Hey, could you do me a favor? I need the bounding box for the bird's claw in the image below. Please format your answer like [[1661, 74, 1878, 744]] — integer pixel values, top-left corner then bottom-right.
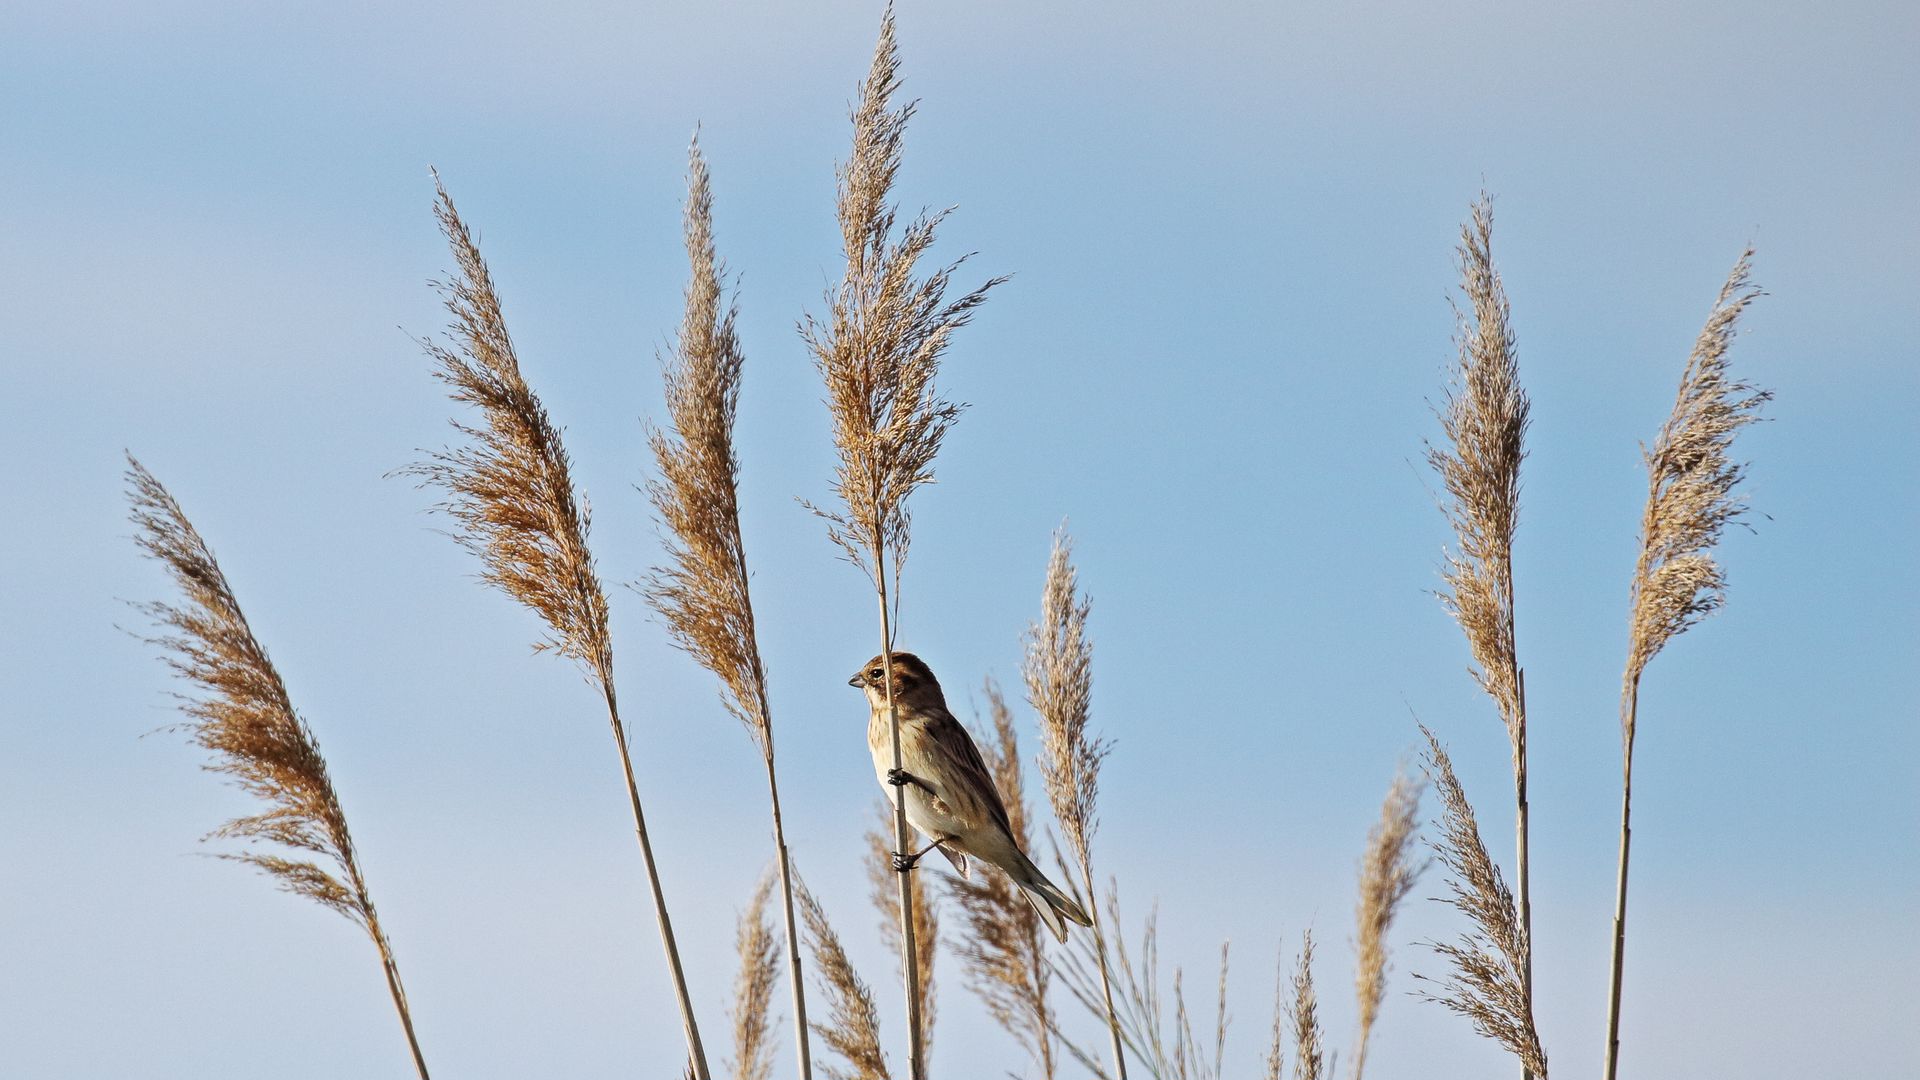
[[891, 851, 920, 872], [886, 768, 914, 787]]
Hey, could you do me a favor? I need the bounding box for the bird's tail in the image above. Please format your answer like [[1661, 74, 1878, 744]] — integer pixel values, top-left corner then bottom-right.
[[1011, 849, 1093, 944]]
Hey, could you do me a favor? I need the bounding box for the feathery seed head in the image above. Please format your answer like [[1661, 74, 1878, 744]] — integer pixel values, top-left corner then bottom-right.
[[406, 175, 613, 682], [1416, 727, 1548, 1076], [643, 139, 775, 753], [1429, 195, 1530, 743], [126, 456, 377, 932], [1624, 252, 1769, 717], [803, 10, 1003, 596], [1027, 528, 1106, 871]]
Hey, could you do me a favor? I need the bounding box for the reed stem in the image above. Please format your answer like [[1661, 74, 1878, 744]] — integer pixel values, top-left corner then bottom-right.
[[1603, 680, 1639, 1080], [871, 538, 926, 1080], [762, 749, 815, 1080], [604, 678, 711, 1080], [367, 908, 431, 1080], [1080, 866, 1130, 1080]]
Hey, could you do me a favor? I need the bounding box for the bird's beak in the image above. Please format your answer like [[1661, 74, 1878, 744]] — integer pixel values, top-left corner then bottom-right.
[[848, 673, 865, 688]]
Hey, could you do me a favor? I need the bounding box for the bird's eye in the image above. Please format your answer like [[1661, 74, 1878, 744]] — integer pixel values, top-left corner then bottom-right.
[[868, 668, 883, 680]]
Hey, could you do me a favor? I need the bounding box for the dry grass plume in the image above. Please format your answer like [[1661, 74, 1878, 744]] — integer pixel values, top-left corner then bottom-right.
[[804, 14, 1001, 1076], [1417, 728, 1548, 1077], [1426, 198, 1537, 1050], [730, 873, 784, 1080], [1350, 769, 1423, 1080], [1025, 528, 1127, 1079], [1287, 933, 1325, 1080], [1605, 251, 1768, 1079], [645, 138, 813, 1080], [126, 456, 430, 1079], [798, 879, 892, 1080], [407, 175, 710, 1079]]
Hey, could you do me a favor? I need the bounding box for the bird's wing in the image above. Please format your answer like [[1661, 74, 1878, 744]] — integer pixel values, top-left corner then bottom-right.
[[919, 706, 1016, 839]]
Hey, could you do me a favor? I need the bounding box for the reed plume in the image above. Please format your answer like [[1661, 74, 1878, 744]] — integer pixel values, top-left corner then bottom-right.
[[730, 873, 784, 1080], [1287, 932, 1325, 1080], [1426, 198, 1536, 1071], [1350, 769, 1423, 1080], [1262, 951, 1285, 1080], [1604, 251, 1768, 1080], [797, 879, 892, 1080], [406, 175, 709, 1078], [802, 12, 1001, 1076], [644, 137, 812, 1080], [1026, 528, 1127, 1079], [866, 804, 938, 1065], [947, 679, 1057, 1079], [125, 456, 430, 1079], [1417, 727, 1547, 1077]]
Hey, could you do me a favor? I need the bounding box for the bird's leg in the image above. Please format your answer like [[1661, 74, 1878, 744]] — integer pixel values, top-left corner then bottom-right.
[[886, 767, 935, 795], [891, 837, 944, 873]]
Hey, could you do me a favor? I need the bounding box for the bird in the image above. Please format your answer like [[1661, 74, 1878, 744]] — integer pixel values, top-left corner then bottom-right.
[[851, 650, 1093, 943]]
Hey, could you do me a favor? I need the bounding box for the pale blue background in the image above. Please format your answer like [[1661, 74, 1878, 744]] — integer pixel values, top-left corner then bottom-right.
[[3, 2, 1914, 1077]]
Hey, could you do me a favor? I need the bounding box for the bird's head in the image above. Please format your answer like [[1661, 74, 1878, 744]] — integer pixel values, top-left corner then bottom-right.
[[849, 651, 944, 710]]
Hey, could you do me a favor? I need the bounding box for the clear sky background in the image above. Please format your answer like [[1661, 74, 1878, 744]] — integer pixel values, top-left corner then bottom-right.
[[3, 2, 1915, 1077]]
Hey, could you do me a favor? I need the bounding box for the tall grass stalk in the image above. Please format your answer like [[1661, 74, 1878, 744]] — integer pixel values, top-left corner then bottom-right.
[[644, 137, 812, 1080], [126, 457, 430, 1079], [1427, 196, 1535, 1079], [407, 176, 709, 1078], [1026, 529, 1128, 1080], [1605, 252, 1767, 1079], [802, 12, 1000, 1077]]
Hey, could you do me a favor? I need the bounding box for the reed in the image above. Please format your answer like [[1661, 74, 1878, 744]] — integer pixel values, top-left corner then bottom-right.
[[1350, 769, 1423, 1080], [643, 136, 812, 1080], [1604, 252, 1768, 1079], [406, 175, 709, 1078], [797, 878, 892, 1080], [1427, 197, 1536, 1077], [730, 873, 783, 1080], [125, 456, 430, 1079], [1287, 932, 1325, 1080], [1417, 727, 1548, 1077], [1026, 528, 1127, 1079], [947, 679, 1057, 1079], [802, 11, 1001, 1077]]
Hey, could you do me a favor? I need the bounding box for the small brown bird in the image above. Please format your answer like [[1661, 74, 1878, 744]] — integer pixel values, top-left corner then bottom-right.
[[851, 651, 1093, 943]]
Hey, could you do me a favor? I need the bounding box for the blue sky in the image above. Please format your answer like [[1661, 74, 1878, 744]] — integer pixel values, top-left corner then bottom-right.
[[3, 2, 1914, 1077]]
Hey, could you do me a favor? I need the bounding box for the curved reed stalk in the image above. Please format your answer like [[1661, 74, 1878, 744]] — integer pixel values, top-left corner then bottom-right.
[[1417, 727, 1548, 1077], [406, 176, 709, 1079], [644, 137, 812, 1080], [1605, 252, 1768, 1079], [1350, 769, 1423, 1080], [802, 13, 1001, 1077], [948, 679, 1057, 1079], [1427, 197, 1536, 1077], [126, 456, 430, 1079], [1026, 528, 1127, 1079]]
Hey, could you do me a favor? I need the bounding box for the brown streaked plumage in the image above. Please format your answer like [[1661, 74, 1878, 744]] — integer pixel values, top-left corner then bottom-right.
[[850, 652, 1091, 943]]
